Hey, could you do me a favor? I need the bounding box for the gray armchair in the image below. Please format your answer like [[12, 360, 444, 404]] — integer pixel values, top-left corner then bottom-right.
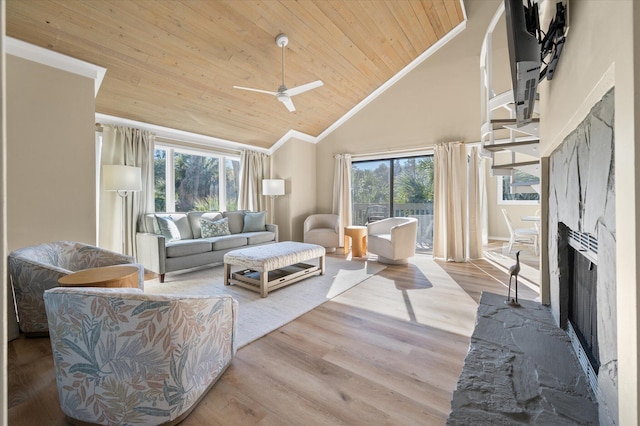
[[8, 241, 142, 335], [367, 217, 418, 264]]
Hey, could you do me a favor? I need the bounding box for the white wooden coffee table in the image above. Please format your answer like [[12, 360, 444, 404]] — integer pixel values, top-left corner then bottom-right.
[[224, 241, 325, 297]]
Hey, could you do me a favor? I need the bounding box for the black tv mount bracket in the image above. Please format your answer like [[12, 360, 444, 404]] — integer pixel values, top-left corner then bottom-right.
[[538, 1, 567, 81]]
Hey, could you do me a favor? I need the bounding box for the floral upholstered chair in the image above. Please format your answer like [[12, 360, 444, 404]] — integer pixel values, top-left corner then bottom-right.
[[44, 287, 237, 426], [8, 241, 142, 335]]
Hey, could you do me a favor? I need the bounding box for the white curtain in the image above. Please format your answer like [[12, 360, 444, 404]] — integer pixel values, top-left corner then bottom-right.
[[433, 143, 486, 261], [433, 142, 468, 262], [238, 150, 269, 212], [467, 147, 483, 259], [99, 125, 155, 257], [332, 153, 352, 246]]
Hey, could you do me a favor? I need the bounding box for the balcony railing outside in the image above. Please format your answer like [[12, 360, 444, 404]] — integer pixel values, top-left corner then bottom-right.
[[353, 202, 434, 253]]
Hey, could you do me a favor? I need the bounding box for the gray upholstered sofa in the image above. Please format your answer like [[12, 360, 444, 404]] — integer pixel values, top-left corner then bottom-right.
[[136, 210, 278, 282]]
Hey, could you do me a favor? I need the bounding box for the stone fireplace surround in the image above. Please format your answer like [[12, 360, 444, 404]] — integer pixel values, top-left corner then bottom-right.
[[548, 88, 616, 425], [448, 89, 615, 424]]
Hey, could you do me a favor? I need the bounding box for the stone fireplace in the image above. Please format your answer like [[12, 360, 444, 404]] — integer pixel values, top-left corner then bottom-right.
[[548, 88, 616, 425]]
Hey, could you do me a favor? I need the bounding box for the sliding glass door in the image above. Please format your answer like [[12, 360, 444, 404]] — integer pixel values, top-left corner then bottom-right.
[[352, 155, 434, 253]]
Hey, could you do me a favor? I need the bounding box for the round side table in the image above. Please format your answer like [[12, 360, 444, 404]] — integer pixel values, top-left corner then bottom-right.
[[58, 265, 140, 288], [344, 225, 367, 257]]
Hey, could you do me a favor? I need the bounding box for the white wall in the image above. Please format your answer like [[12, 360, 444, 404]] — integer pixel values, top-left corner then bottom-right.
[[7, 55, 96, 250], [538, 1, 637, 423]]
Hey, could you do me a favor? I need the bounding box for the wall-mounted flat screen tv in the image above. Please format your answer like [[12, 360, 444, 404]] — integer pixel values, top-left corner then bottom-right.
[[505, 0, 541, 127]]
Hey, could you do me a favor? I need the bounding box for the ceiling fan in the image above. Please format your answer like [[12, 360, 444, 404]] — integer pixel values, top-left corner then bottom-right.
[[233, 33, 323, 112]]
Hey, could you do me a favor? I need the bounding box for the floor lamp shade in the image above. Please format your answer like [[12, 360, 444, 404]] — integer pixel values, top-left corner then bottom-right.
[[103, 165, 142, 193], [262, 179, 285, 197]]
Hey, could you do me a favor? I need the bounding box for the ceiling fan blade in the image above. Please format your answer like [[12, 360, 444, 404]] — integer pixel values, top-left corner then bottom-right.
[[285, 80, 324, 97], [233, 85, 278, 96], [278, 95, 296, 112]]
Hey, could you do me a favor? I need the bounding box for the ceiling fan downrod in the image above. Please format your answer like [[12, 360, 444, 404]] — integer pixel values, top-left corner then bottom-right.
[[276, 33, 288, 90]]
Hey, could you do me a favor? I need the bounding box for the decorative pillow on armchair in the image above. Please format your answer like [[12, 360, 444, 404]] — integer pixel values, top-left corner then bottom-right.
[[242, 211, 266, 232], [201, 217, 231, 237], [155, 215, 182, 241]]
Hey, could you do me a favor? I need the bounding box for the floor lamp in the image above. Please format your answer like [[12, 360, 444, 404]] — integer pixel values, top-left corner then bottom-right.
[[103, 165, 142, 254], [262, 179, 285, 224]]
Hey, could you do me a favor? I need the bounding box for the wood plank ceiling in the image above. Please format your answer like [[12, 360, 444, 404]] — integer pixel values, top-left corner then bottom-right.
[[6, 0, 465, 150]]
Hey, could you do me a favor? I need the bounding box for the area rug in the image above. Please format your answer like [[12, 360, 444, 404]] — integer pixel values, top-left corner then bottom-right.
[[144, 255, 386, 348]]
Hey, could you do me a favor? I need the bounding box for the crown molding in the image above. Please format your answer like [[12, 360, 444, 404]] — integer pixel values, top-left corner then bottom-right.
[[6, 37, 106, 97], [95, 113, 270, 155]]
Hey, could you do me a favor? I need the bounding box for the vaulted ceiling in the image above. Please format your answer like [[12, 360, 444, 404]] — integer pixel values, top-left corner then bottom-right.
[[6, 0, 466, 150]]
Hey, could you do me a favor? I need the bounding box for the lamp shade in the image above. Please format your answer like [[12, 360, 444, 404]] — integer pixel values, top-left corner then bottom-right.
[[262, 179, 285, 196], [103, 165, 142, 192]]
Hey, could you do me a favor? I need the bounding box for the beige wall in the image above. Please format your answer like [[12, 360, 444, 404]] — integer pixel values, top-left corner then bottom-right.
[[1, 1, 8, 421], [7, 55, 96, 250], [271, 138, 317, 242], [538, 1, 637, 423], [316, 0, 506, 213], [314, 0, 537, 241]]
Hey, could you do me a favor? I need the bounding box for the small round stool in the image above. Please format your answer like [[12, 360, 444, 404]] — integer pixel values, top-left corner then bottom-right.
[[344, 225, 367, 257]]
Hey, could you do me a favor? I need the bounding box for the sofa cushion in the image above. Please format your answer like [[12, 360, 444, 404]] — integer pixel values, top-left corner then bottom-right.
[[203, 235, 248, 251], [243, 211, 266, 232], [155, 215, 182, 241], [165, 240, 212, 258], [187, 211, 223, 238], [201, 217, 231, 238], [243, 231, 275, 245], [223, 211, 246, 234], [152, 213, 193, 240]]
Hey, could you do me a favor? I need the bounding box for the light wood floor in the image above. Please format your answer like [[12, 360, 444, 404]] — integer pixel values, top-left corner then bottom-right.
[[8, 244, 539, 425]]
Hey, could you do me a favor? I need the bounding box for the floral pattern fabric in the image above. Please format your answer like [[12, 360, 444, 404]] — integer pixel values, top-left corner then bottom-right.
[[8, 241, 139, 334], [44, 287, 237, 425], [200, 217, 231, 238]]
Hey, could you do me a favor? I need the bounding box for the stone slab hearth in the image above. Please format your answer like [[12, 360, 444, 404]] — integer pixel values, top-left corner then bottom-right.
[[447, 292, 598, 425]]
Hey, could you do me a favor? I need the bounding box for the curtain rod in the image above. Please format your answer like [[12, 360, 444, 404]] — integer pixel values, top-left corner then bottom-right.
[[351, 146, 433, 160], [350, 141, 481, 160], [155, 136, 242, 156]]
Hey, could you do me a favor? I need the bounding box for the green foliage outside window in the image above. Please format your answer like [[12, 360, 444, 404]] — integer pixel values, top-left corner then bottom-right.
[[154, 149, 166, 212], [393, 157, 434, 204], [154, 148, 240, 212], [174, 153, 220, 212], [501, 170, 539, 201]]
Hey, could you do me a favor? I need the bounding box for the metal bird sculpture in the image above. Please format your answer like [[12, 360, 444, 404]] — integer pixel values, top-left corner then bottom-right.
[[506, 250, 521, 307]]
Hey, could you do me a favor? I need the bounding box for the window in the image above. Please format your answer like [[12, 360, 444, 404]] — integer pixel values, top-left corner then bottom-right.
[[154, 145, 240, 212], [352, 155, 434, 253], [498, 170, 540, 204]]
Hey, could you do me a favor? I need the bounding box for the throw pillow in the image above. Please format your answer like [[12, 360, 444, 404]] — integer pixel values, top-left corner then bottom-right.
[[201, 217, 231, 238], [155, 215, 182, 241], [242, 211, 266, 233]]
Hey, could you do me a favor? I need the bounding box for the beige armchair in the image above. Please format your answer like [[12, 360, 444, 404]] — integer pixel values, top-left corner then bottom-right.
[[303, 214, 340, 253], [367, 217, 418, 264], [44, 287, 237, 425]]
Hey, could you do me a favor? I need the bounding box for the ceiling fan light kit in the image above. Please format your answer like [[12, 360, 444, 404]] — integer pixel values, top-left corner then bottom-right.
[[233, 33, 323, 112]]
